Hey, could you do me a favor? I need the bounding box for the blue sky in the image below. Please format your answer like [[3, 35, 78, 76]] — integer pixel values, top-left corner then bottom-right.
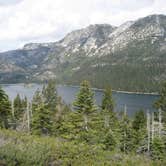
[[0, 0, 165, 52]]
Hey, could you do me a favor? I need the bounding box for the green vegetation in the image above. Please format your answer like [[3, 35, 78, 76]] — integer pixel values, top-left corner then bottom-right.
[[0, 129, 164, 166], [31, 103, 53, 135], [0, 81, 166, 165], [0, 86, 12, 129], [154, 82, 166, 122], [13, 94, 27, 121], [31, 81, 58, 136]]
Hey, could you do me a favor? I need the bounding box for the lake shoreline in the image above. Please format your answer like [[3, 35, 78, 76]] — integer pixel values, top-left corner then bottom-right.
[[1, 83, 159, 96], [59, 84, 159, 96], [2, 83, 159, 116]]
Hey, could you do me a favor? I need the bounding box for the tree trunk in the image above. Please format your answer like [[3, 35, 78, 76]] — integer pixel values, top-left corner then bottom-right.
[[83, 114, 88, 131]]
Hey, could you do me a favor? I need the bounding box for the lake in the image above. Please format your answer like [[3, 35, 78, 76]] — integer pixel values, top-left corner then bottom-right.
[[1, 84, 159, 117]]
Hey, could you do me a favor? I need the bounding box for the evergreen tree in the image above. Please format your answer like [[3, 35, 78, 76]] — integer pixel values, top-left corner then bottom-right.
[[151, 137, 165, 160], [154, 82, 166, 123], [0, 87, 7, 100], [31, 86, 56, 136], [52, 97, 72, 137], [42, 80, 58, 112], [22, 96, 28, 110], [101, 87, 117, 129], [132, 110, 146, 131], [102, 130, 117, 150], [59, 110, 83, 140], [31, 102, 53, 135], [102, 87, 114, 111], [0, 87, 12, 129], [119, 111, 134, 153], [101, 87, 118, 150], [73, 80, 97, 131], [32, 89, 43, 111], [132, 110, 147, 150], [13, 94, 24, 120]]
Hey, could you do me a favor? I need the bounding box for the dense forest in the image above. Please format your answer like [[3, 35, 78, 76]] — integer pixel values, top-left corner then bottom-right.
[[0, 80, 166, 165]]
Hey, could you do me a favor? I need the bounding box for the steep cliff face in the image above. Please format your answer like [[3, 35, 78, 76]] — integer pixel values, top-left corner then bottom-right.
[[0, 14, 166, 92]]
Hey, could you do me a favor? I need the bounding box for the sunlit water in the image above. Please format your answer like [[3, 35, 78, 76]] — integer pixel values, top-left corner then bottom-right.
[[1, 84, 159, 117]]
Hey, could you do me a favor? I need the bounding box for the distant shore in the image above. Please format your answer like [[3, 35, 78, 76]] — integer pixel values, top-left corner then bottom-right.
[[112, 90, 159, 95], [59, 84, 159, 96], [1, 83, 159, 96]]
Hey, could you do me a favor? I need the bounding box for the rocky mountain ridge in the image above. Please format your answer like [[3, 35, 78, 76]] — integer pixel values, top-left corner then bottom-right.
[[0, 14, 166, 92]]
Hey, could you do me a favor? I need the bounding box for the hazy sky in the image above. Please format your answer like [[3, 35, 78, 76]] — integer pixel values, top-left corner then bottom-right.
[[0, 0, 165, 51]]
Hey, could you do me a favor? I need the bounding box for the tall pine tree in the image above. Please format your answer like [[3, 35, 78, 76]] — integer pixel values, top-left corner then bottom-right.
[[13, 94, 26, 121], [31, 103, 53, 135], [102, 87, 114, 111], [101, 87, 117, 129], [119, 111, 134, 153], [132, 110, 147, 151], [42, 80, 58, 112], [0, 87, 12, 129], [154, 82, 166, 123], [31, 81, 57, 136], [101, 87, 118, 150], [73, 80, 97, 131]]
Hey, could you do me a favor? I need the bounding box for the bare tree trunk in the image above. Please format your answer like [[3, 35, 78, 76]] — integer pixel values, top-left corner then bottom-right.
[[124, 104, 127, 116], [27, 101, 30, 132], [83, 114, 88, 131], [104, 115, 109, 128], [158, 108, 162, 138], [147, 110, 151, 153], [151, 112, 154, 141], [21, 112, 27, 131], [123, 130, 126, 152], [123, 105, 127, 153], [11, 100, 14, 117], [29, 102, 33, 118]]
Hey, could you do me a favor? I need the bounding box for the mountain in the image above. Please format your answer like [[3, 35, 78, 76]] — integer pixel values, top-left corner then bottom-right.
[[0, 14, 166, 92]]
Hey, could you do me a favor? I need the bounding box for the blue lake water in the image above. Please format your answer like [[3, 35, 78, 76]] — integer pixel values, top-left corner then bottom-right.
[[1, 84, 159, 117]]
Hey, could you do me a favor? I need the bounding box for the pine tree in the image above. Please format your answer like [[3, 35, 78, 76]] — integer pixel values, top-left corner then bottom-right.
[[42, 80, 58, 112], [103, 130, 117, 150], [132, 110, 147, 150], [31, 103, 53, 136], [151, 137, 165, 160], [31, 87, 55, 136], [154, 82, 166, 123], [13, 94, 24, 120], [0, 87, 12, 129], [52, 97, 72, 137], [101, 87, 118, 150], [119, 111, 134, 153], [0, 87, 6, 100], [132, 110, 146, 131], [22, 96, 28, 110], [102, 87, 114, 111], [32, 89, 43, 111], [101, 87, 117, 129], [58, 110, 83, 140], [73, 80, 97, 131]]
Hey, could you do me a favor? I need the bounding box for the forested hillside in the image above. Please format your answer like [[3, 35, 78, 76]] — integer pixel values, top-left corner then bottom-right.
[[0, 14, 166, 92]]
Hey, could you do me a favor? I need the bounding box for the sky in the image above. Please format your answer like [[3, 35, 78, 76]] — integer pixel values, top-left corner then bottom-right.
[[0, 0, 165, 52]]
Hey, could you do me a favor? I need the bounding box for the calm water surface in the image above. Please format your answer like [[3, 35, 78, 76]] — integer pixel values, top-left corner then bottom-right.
[[1, 84, 159, 117]]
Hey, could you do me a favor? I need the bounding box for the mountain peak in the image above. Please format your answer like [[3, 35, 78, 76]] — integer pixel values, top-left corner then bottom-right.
[[132, 14, 166, 27], [59, 24, 115, 48]]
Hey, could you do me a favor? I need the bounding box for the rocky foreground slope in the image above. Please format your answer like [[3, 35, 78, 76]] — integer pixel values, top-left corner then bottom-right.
[[0, 14, 166, 92]]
